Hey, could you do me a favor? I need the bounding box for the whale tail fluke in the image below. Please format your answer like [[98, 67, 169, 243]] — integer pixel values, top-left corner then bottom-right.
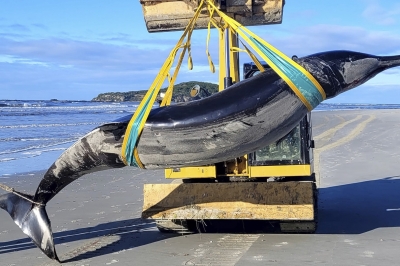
[[0, 192, 59, 261]]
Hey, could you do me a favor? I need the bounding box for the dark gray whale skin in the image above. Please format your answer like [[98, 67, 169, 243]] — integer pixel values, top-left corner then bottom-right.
[[1, 50, 400, 261]]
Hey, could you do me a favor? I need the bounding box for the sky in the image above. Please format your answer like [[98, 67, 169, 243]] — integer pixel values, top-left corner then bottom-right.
[[0, 0, 400, 103]]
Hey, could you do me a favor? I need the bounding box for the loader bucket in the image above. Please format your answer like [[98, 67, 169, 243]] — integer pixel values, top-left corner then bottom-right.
[[139, 0, 285, 32]]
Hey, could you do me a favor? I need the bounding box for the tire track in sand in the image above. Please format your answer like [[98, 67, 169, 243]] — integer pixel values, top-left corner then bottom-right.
[[314, 114, 375, 187], [313, 115, 363, 144]]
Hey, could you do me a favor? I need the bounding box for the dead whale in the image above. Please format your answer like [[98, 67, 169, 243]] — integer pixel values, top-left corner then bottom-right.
[[1, 50, 400, 261]]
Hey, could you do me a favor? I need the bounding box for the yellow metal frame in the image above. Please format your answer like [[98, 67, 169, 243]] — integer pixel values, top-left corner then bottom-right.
[[166, 29, 241, 178], [165, 166, 216, 179], [218, 29, 239, 91], [249, 165, 312, 178], [165, 165, 312, 179]]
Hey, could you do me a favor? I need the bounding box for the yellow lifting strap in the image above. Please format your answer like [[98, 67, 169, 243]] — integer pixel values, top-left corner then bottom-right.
[[121, 0, 206, 167], [206, 0, 326, 110], [121, 0, 326, 168]]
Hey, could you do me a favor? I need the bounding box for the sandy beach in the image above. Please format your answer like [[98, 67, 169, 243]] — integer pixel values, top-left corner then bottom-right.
[[1, 109, 400, 265]]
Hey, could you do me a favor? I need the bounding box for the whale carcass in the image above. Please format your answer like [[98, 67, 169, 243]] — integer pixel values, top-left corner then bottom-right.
[[1, 50, 400, 261]]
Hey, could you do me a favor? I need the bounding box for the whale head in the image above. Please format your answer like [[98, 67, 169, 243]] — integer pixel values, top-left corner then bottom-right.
[[299, 50, 400, 99]]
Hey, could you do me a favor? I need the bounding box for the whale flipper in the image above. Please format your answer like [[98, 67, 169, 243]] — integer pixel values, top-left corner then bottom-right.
[[0, 193, 58, 261]]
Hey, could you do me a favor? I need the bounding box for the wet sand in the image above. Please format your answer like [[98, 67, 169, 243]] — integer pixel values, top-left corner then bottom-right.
[[1, 109, 400, 265]]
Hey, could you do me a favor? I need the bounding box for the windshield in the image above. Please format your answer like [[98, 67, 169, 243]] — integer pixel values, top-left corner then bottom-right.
[[254, 125, 302, 162]]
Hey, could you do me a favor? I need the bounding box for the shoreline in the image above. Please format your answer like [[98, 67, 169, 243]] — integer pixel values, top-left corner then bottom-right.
[[0, 170, 46, 178], [0, 170, 47, 196]]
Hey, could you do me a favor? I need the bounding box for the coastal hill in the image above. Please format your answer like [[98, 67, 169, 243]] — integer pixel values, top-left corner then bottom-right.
[[91, 81, 219, 102]]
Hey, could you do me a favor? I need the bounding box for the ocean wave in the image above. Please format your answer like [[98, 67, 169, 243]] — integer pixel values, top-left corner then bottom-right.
[[21, 151, 42, 156], [0, 102, 48, 107], [21, 152, 42, 158], [0, 139, 75, 155], [41, 147, 67, 152], [0, 147, 67, 166], [1, 109, 135, 117], [0, 137, 57, 142], [0, 101, 140, 176], [1, 104, 137, 110], [106, 110, 128, 114], [0, 103, 138, 119], [0, 122, 103, 129], [21, 138, 52, 142], [22, 147, 66, 155], [0, 157, 16, 162]]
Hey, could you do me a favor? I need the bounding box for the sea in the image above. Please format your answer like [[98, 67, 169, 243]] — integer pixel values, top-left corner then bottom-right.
[[0, 100, 139, 177], [1, 100, 400, 177]]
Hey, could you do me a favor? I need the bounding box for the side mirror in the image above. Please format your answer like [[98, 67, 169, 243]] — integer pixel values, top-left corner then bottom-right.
[[190, 85, 201, 98], [190, 85, 211, 99]]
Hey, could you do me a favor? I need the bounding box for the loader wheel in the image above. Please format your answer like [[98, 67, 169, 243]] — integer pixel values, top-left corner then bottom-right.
[[155, 219, 197, 234]]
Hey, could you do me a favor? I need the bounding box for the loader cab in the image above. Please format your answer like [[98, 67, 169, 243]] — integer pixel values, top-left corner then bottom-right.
[[243, 62, 314, 176], [249, 117, 313, 166]]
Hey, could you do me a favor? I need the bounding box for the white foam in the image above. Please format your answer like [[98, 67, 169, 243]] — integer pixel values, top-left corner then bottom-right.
[[22, 151, 42, 156], [0, 139, 75, 155], [0, 122, 102, 129], [0, 158, 16, 162]]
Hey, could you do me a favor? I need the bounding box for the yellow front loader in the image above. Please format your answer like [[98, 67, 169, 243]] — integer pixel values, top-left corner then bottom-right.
[[139, 0, 318, 233]]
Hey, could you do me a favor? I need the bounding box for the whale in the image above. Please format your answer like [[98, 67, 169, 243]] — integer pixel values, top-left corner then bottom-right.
[[1, 50, 400, 261]]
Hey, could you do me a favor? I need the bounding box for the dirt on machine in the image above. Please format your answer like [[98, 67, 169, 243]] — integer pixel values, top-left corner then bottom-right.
[[140, 0, 284, 32]]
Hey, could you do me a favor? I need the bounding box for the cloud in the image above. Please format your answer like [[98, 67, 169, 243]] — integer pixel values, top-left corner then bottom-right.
[[0, 60, 157, 100], [253, 24, 400, 56], [0, 37, 163, 69], [0, 55, 49, 66], [99, 32, 181, 49], [362, 1, 400, 25], [0, 37, 158, 99], [0, 19, 225, 98], [1, 16, 399, 102], [8, 23, 30, 32], [32, 23, 48, 30]]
